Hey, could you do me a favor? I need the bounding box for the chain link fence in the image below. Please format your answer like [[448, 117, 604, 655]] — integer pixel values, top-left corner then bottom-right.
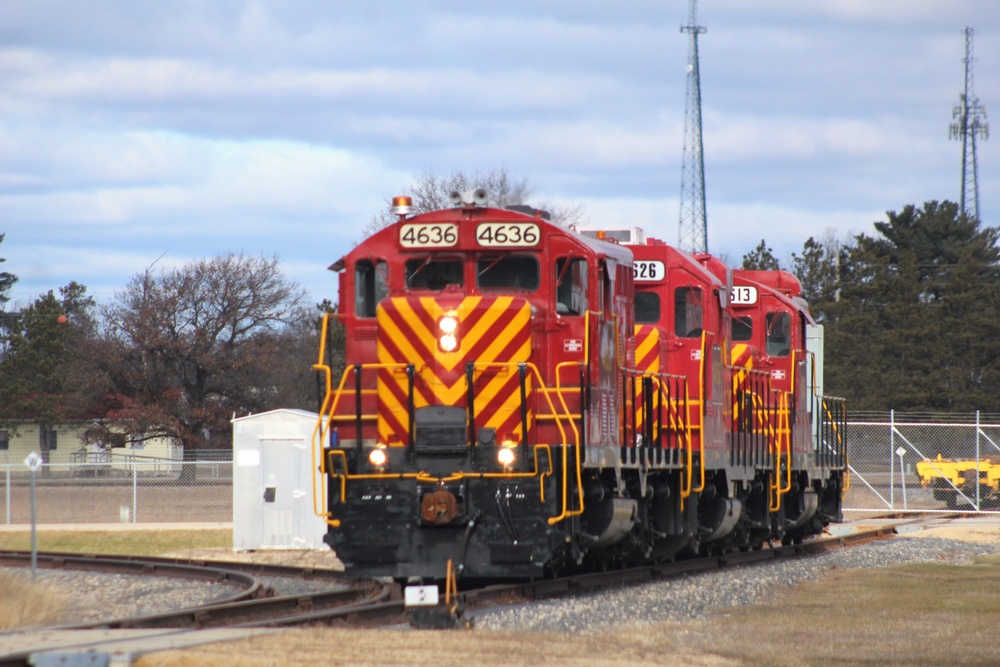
[[845, 411, 1000, 515], [1, 457, 232, 525], [4, 413, 998, 525]]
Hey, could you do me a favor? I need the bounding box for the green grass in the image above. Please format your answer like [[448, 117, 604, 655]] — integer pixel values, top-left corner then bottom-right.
[[0, 529, 230, 557]]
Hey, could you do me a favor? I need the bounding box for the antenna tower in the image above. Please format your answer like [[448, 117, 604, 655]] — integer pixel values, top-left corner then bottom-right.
[[949, 26, 989, 221], [678, 0, 708, 253]]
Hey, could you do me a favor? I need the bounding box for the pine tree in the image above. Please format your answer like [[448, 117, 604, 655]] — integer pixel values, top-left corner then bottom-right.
[[741, 239, 781, 270]]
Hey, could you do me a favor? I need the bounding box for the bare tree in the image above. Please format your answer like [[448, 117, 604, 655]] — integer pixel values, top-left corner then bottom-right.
[[97, 254, 306, 471], [362, 167, 586, 237]]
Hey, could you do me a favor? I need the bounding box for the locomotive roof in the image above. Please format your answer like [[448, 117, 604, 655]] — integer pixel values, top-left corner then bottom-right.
[[733, 272, 816, 325], [631, 243, 724, 289], [735, 269, 802, 297], [329, 204, 633, 271]]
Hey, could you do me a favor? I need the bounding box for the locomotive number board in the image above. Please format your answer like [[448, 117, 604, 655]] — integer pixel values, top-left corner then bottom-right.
[[476, 222, 540, 247], [399, 223, 459, 248], [633, 260, 665, 282], [731, 285, 758, 305]]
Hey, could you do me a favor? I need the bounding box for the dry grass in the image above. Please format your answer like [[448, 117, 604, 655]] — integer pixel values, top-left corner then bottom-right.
[[0, 570, 66, 630], [682, 554, 1000, 667], [0, 529, 231, 557], [135, 553, 1000, 667], [135, 627, 739, 667]]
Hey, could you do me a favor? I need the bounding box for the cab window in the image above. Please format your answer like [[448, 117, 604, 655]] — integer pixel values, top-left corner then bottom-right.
[[406, 258, 464, 290], [635, 292, 660, 324], [674, 287, 703, 337], [732, 316, 752, 342], [477, 255, 539, 290], [555, 257, 588, 315], [765, 311, 791, 356], [355, 259, 388, 317]]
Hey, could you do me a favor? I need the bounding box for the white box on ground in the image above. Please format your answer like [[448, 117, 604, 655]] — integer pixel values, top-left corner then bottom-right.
[[404, 585, 440, 607]]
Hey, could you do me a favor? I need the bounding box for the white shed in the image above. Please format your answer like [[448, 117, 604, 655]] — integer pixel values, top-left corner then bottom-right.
[[232, 409, 326, 550]]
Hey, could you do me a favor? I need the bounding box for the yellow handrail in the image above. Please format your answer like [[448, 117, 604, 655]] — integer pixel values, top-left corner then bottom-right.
[[769, 391, 793, 512], [315, 356, 582, 527]]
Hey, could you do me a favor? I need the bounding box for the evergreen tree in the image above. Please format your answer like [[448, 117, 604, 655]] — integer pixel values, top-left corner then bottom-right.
[[741, 239, 781, 270], [828, 201, 1000, 411], [790, 234, 843, 322], [0, 234, 17, 306], [0, 286, 95, 463]]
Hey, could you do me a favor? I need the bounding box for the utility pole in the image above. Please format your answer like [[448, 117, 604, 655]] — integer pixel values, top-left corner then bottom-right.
[[678, 0, 708, 253], [949, 26, 989, 221]]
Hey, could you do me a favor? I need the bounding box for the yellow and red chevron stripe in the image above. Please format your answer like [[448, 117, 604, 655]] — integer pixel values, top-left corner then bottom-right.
[[730, 343, 753, 370], [632, 325, 660, 442], [731, 342, 753, 426], [376, 296, 533, 446], [634, 325, 660, 375]]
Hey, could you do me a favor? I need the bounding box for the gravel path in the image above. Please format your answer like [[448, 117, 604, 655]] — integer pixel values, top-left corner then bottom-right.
[[472, 535, 1000, 633]]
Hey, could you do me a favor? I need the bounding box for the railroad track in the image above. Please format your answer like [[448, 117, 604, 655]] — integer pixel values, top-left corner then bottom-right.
[[0, 518, 946, 666]]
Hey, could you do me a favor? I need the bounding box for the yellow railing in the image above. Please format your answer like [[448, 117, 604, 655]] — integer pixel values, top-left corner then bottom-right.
[[769, 391, 793, 512], [311, 333, 585, 527], [822, 398, 850, 495]]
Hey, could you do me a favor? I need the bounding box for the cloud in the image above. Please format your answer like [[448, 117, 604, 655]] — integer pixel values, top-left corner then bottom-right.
[[1, 0, 998, 309]]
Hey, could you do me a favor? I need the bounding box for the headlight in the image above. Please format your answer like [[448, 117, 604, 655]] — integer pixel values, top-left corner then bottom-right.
[[497, 447, 516, 469], [439, 334, 458, 352], [438, 312, 460, 352], [368, 447, 388, 468], [439, 314, 459, 334]]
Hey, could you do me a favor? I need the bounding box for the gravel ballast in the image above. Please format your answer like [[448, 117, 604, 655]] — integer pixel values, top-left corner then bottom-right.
[[472, 535, 1000, 633]]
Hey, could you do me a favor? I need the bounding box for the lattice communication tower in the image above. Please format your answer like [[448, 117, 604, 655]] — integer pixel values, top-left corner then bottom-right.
[[949, 26, 989, 221], [678, 0, 708, 253]]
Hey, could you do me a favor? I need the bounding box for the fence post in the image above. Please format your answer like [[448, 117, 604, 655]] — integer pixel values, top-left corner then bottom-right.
[[896, 446, 907, 510], [133, 463, 138, 524], [976, 410, 982, 510], [889, 409, 895, 508], [5, 465, 9, 525]]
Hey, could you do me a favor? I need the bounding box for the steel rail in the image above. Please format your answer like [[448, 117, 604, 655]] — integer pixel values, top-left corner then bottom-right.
[[0, 552, 264, 604], [56, 580, 393, 630], [0, 549, 349, 584]]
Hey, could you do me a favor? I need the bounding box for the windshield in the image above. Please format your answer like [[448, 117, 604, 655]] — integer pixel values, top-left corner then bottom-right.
[[477, 255, 539, 290], [405, 257, 463, 290]]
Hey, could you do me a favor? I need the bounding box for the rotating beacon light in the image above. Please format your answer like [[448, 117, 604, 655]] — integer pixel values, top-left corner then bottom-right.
[[391, 195, 413, 218], [437, 311, 460, 352]]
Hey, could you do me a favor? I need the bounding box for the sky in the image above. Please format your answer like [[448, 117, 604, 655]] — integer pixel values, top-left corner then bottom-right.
[[2, 1, 999, 308]]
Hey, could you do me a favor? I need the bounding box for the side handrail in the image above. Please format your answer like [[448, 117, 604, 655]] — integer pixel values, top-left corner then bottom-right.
[[822, 397, 850, 493], [769, 391, 793, 511]]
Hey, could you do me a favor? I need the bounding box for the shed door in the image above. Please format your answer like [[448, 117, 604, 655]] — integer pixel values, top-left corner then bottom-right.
[[260, 437, 306, 548]]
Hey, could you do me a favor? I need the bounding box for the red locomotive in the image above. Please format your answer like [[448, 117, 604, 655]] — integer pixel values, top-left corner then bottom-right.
[[312, 196, 847, 583]]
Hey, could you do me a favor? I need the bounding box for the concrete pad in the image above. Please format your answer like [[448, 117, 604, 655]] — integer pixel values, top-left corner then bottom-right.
[[1, 628, 280, 666]]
